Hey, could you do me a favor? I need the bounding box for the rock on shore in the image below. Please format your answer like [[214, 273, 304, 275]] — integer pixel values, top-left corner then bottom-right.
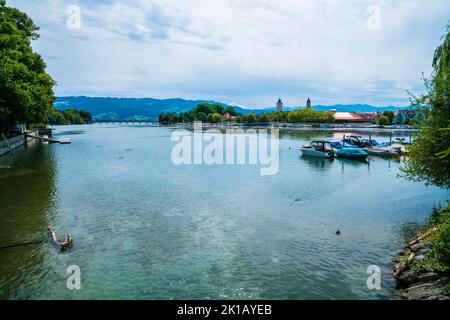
[[393, 228, 449, 300]]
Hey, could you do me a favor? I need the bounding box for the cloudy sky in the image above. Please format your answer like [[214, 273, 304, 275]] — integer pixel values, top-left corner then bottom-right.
[[9, 0, 450, 108]]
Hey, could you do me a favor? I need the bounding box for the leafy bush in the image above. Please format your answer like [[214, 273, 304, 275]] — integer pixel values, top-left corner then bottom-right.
[[46, 108, 92, 125], [378, 115, 390, 126]]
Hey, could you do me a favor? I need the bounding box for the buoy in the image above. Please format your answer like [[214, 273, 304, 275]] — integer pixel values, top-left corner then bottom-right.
[[336, 230, 342, 235]]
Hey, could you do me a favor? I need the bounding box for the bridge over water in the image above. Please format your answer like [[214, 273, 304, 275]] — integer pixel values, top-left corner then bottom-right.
[[92, 121, 160, 126]]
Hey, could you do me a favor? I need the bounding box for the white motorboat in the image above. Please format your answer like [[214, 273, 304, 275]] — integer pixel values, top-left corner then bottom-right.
[[300, 141, 335, 158]]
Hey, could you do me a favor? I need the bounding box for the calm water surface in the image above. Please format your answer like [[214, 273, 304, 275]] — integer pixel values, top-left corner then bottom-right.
[[0, 125, 447, 299]]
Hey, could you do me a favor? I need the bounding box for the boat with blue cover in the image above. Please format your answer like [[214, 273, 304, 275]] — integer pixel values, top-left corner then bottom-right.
[[335, 147, 369, 159]]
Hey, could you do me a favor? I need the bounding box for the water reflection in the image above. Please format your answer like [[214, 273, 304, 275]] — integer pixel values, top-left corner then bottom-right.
[[0, 142, 57, 299], [0, 125, 446, 300], [335, 157, 370, 173], [300, 155, 334, 171], [54, 130, 86, 136]]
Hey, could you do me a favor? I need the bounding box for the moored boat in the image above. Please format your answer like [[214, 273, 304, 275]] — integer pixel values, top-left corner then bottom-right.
[[300, 141, 335, 158], [336, 147, 368, 159]]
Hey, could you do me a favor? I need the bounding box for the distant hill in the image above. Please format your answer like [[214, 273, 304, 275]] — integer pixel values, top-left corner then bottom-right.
[[54, 96, 410, 121]]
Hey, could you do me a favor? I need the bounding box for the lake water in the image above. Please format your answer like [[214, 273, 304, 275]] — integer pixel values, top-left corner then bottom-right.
[[0, 125, 447, 300]]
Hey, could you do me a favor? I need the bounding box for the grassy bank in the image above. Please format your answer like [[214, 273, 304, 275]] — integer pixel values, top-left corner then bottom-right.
[[413, 207, 450, 275], [394, 206, 450, 299]]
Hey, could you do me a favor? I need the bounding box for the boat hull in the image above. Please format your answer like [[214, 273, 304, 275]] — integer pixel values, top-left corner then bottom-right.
[[300, 148, 334, 158], [364, 148, 400, 158], [336, 148, 368, 159]]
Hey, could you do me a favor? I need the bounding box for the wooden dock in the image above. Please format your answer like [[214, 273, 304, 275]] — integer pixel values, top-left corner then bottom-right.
[[26, 133, 71, 144]]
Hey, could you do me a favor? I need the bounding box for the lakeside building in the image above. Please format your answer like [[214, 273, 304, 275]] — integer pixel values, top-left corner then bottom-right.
[[223, 113, 234, 120], [276, 98, 283, 112], [393, 109, 426, 124], [332, 111, 381, 123]]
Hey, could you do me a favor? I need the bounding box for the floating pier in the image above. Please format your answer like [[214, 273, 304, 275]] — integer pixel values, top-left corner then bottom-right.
[[26, 133, 71, 144]]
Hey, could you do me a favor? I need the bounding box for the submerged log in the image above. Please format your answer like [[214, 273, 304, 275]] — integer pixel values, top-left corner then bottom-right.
[[47, 226, 73, 252]]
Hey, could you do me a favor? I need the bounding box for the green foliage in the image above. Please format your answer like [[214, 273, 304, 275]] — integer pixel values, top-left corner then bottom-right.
[[405, 207, 450, 274], [159, 103, 241, 124], [46, 108, 92, 125], [286, 108, 335, 123], [0, 1, 55, 132], [224, 106, 237, 116], [402, 24, 450, 189], [258, 113, 269, 123], [272, 111, 287, 123], [192, 103, 224, 116], [160, 104, 336, 125], [246, 113, 257, 123], [383, 110, 395, 124], [430, 208, 450, 272], [378, 115, 390, 126], [211, 113, 222, 123], [28, 122, 47, 130]]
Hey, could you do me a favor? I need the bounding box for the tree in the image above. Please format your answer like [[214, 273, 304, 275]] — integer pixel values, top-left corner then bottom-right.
[[46, 108, 91, 125], [383, 110, 395, 124], [272, 111, 285, 123], [214, 104, 224, 115], [47, 108, 67, 125], [402, 24, 450, 189], [170, 113, 180, 124], [0, 1, 55, 133], [259, 113, 269, 123], [196, 112, 207, 122], [287, 112, 297, 123], [225, 106, 237, 116], [246, 113, 257, 123], [378, 115, 390, 126], [211, 113, 222, 123], [285, 108, 334, 123]]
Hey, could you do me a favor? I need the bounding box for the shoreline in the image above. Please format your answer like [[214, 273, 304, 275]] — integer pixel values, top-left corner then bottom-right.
[[393, 208, 450, 300], [160, 122, 419, 134]]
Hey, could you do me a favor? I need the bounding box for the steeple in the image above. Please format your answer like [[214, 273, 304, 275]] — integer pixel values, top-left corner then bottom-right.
[[306, 97, 311, 108], [276, 97, 283, 112]]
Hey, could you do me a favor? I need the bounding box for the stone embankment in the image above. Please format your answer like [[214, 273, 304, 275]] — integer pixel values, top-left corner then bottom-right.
[[393, 228, 449, 300]]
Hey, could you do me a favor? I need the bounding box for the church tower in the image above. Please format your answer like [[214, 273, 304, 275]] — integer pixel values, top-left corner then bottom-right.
[[276, 98, 283, 112], [306, 97, 311, 108]]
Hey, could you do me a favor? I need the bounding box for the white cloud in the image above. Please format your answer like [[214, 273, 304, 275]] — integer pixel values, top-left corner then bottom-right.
[[8, 0, 450, 107]]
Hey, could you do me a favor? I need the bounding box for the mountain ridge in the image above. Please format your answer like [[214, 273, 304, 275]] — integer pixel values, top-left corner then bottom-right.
[[54, 96, 412, 121]]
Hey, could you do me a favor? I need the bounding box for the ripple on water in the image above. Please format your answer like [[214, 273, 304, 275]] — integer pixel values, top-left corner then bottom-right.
[[0, 125, 447, 299]]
